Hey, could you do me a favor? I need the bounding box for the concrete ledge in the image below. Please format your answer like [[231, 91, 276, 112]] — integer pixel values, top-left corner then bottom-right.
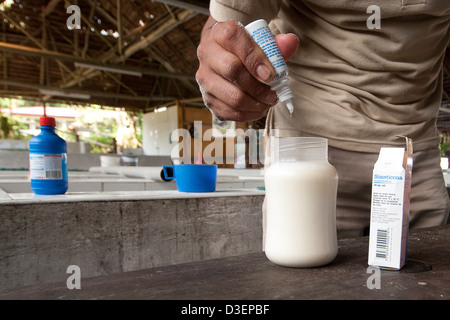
[[0, 168, 265, 193], [0, 189, 265, 291], [0, 150, 171, 171]]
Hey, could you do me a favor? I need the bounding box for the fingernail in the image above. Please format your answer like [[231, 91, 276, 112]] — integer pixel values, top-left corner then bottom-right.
[[268, 91, 278, 105], [256, 65, 273, 83], [263, 90, 278, 105]]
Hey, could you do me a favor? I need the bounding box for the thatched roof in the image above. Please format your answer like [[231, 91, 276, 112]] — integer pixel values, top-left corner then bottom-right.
[[0, 0, 209, 112]]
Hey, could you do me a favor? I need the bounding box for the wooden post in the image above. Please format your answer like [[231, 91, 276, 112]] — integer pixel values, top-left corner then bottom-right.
[[2, 22, 7, 90], [40, 6, 47, 86], [117, 0, 123, 56], [176, 100, 184, 129]]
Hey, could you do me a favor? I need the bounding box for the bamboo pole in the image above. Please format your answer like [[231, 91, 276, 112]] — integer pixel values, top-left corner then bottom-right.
[[0, 42, 193, 80], [117, 0, 123, 57]]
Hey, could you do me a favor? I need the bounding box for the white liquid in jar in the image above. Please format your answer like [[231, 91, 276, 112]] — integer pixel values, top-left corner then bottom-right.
[[264, 161, 338, 268]]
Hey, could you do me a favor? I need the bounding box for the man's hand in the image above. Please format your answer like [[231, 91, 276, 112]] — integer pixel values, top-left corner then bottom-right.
[[196, 16, 299, 121]]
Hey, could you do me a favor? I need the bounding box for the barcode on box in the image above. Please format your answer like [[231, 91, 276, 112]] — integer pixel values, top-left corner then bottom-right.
[[375, 229, 389, 260], [45, 170, 62, 179]]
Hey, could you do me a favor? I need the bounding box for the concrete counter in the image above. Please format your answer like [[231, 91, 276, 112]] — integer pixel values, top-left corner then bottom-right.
[[2, 225, 448, 301], [0, 168, 265, 193], [0, 189, 265, 291]]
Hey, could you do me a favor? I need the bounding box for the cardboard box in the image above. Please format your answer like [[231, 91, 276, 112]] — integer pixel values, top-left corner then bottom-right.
[[368, 137, 413, 270]]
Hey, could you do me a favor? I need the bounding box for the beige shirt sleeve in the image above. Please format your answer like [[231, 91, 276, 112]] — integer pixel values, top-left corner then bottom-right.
[[210, 0, 282, 25]]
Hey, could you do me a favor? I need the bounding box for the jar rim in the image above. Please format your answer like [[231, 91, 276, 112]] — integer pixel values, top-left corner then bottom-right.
[[272, 137, 328, 161]]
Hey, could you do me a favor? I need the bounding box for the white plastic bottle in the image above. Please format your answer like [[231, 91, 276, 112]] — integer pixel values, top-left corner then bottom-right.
[[264, 137, 338, 267], [245, 19, 294, 116]]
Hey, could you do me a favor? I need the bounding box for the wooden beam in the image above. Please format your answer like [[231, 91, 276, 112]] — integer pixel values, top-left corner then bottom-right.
[[51, 4, 196, 91], [43, 0, 62, 17], [117, 0, 123, 56], [145, 46, 199, 94], [0, 11, 73, 77], [152, 0, 210, 15], [82, 5, 96, 58], [0, 80, 176, 102], [73, 0, 79, 57], [18, 26, 42, 46], [86, 0, 126, 32], [121, 9, 197, 61], [80, 3, 195, 92], [0, 42, 194, 80], [163, 3, 177, 21], [64, 0, 115, 51], [49, 24, 75, 48], [443, 89, 450, 101], [60, 69, 101, 89], [48, 28, 69, 83], [40, 8, 47, 85], [0, 10, 42, 48], [2, 23, 7, 90], [103, 72, 138, 96], [176, 99, 184, 129], [2, 4, 197, 95]]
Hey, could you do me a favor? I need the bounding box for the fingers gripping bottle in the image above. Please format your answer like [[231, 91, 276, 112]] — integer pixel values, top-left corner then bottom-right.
[[29, 116, 68, 195], [245, 19, 294, 116], [264, 137, 338, 267]]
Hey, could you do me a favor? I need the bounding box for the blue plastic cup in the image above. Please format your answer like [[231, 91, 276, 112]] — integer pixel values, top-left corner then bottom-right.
[[163, 164, 217, 192]]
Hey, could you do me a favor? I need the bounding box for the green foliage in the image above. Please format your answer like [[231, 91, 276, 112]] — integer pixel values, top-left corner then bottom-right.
[[0, 98, 144, 153], [0, 115, 11, 138], [0, 114, 30, 139], [135, 113, 143, 141], [88, 134, 116, 153]]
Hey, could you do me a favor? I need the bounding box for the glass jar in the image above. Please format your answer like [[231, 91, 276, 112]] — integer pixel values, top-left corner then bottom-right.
[[264, 137, 338, 267]]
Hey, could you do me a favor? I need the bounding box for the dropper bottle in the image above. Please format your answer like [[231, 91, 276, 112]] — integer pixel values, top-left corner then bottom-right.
[[245, 19, 294, 117]]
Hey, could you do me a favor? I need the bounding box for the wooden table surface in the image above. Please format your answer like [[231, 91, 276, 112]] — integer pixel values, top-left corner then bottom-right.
[[1, 224, 449, 301]]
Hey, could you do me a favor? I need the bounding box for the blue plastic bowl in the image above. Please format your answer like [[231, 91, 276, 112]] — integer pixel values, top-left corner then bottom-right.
[[163, 164, 217, 192]]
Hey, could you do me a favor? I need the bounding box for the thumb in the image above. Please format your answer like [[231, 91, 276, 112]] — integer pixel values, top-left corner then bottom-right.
[[275, 33, 300, 62]]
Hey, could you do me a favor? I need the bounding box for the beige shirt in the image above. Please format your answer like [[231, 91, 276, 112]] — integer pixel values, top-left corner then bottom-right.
[[210, 0, 450, 152]]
